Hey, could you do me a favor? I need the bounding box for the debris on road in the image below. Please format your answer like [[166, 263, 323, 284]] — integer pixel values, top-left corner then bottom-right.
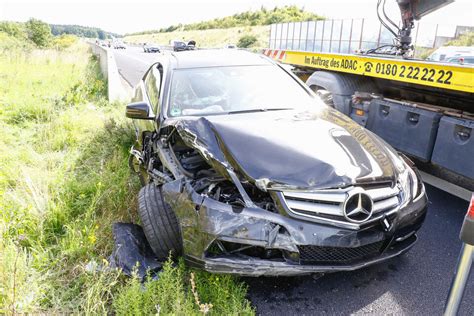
[[108, 222, 162, 280]]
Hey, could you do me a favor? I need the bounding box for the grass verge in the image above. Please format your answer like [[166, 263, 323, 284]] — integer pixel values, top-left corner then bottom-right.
[[0, 40, 254, 314]]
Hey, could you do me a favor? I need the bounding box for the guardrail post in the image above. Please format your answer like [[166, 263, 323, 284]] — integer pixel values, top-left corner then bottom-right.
[[329, 19, 334, 52], [338, 19, 344, 53], [433, 24, 439, 48], [348, 19, 354, 53], [444, 193, 474, 315], [359, 19, 365, 51], [313, 21, 318, 52], [444, 244, 473, 315], [304, 21, 309, 51]]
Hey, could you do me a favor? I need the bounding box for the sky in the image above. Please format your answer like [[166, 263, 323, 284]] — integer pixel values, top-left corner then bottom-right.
[[0, 0, 472, 34]]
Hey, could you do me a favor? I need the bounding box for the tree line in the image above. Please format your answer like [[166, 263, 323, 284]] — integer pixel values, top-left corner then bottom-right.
[[0, 19, 119, 49], [0, 18, 117, 47], [127, 5, 324, 36], [50, 24, 120, 40]]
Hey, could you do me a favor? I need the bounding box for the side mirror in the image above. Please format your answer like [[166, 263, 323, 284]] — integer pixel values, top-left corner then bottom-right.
[[126, 101, 153, 119]]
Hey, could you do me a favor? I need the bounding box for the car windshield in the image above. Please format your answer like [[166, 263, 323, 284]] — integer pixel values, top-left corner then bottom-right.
[[168, 65, 317, 117]]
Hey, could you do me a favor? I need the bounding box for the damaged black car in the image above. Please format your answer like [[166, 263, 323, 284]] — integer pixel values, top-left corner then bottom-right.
[[125, 49, 427, 276]]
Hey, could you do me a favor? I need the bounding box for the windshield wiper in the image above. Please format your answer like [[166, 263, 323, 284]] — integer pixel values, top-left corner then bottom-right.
[[227, 108, 293, 115]]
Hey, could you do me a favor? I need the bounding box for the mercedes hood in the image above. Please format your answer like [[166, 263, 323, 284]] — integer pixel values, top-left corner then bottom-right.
[[172, 108, 402, 191]]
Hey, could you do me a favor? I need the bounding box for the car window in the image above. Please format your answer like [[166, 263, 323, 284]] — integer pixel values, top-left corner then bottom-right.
[[168, 65, 318, 117], [133, 85, 143, 102], [144, 66, 162, 109], [464, 57, 474, 64]]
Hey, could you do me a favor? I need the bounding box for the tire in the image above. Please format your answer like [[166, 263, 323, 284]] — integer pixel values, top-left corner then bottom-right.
[[306, 71, 378, 115], [138, 184, 183, 260]]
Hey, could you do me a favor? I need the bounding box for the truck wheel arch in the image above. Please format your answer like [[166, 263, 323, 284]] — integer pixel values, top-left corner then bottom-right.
[[305, 71, 378, 115]]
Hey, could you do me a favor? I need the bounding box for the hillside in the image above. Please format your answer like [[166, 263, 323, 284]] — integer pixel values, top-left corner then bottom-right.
[[128, 5, 324, 35], [124, 25, 270, 49], [124, 5, 325, 49]]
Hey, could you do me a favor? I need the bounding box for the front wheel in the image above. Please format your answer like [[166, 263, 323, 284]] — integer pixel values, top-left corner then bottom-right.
[[138, 184, 183, 260]]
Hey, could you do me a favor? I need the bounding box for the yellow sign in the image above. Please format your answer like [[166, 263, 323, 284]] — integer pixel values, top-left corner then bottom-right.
[[281, 51, 474, 93]]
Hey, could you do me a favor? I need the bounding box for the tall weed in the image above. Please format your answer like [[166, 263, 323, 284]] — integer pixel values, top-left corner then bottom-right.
[[0, 41, 254, 314]]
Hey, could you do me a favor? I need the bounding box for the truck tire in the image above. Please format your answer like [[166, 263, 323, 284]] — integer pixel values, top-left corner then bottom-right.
[[138, 184, 183, 260], [306, 71, 378, 115]]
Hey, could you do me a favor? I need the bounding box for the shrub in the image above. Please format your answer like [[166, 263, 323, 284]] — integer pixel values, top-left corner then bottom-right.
[[238, 35, 258, 48], [25, 18, 52, 47], [52, 34, 78, 50], [0, 21, 27, 40], [445, 31, 474, 46], [0, 32, 31, 53]]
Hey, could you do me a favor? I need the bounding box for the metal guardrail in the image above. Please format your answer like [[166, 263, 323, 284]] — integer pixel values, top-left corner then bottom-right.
[[88, 42, 131, 102], [444, 194, 474, 315]]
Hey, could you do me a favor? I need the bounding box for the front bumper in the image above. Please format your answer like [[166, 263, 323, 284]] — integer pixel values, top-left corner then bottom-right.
[[163, 180, 428, 276], [185, 234, 417, 276]]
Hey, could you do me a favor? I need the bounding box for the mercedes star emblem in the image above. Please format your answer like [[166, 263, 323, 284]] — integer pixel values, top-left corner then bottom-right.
[[343, 190, 374, 223]]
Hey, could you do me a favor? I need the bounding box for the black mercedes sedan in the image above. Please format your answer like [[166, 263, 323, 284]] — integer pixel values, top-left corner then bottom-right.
[[125, 49, 427, 276]]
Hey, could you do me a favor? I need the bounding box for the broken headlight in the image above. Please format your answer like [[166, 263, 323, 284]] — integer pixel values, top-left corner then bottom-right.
[[398, 156, 424, 204]]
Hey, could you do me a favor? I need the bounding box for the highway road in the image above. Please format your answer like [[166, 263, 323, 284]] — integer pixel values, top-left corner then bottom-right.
[[114, 46, 163, 88], [112, 47, 473, 315]]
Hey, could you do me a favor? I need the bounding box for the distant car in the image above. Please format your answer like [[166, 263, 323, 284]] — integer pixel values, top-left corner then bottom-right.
[[100, 41, 108, 47], [223, 44, 237, 49], [114, 41, 127, 49], [172, 41, 187, 52], [445, 56, 474, 65], [143, 43, 161, 53], [186, 40, 196, 50], [427, 46, 474, 62]]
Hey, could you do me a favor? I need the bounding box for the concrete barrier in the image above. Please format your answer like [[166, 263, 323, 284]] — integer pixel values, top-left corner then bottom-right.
[[89, 43, 130, 102]]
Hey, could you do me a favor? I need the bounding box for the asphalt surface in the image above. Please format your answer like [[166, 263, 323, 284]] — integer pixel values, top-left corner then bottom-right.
[[114, 46, 163, 88], [245, 185, 472, 315], [113, 47, 473, 315]]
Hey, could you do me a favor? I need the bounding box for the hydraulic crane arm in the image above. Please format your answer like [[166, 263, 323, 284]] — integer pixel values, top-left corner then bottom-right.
[[394, 0, 455, 54]]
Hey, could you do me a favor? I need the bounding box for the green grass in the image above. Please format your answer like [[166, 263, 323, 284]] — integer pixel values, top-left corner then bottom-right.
[[0, 40, 254, 314], [124, 25, 270, 50]]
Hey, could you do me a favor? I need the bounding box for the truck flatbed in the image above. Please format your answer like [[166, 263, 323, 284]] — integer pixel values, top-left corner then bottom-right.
[[264, 49, 474, 94]]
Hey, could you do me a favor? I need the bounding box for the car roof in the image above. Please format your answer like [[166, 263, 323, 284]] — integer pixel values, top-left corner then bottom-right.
[[170, 49, 273, 69]]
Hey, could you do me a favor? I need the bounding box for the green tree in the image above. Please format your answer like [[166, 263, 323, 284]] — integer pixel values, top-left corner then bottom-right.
[[25, 18, 52, 47], [445, 31, 474, 46], [237, 35, 258, 48], [0, 21, 27, 39]]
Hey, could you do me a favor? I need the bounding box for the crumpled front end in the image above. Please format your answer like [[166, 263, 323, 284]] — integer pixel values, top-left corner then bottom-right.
[[153, 107, 427, 276], [162, 178, 427, 276]]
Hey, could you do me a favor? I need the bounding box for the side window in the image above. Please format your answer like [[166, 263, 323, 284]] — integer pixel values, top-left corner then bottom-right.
[[144, 65, 162, 111]]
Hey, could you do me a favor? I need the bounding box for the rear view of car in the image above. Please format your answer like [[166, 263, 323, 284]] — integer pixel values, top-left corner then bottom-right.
[[143, 43, 161, 53], [172, 41, 187, 52], [113, 41, 126, 49]]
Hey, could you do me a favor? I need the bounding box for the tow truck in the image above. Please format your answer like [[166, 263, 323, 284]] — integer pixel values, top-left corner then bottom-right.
[[263, 0, 473, 200]]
